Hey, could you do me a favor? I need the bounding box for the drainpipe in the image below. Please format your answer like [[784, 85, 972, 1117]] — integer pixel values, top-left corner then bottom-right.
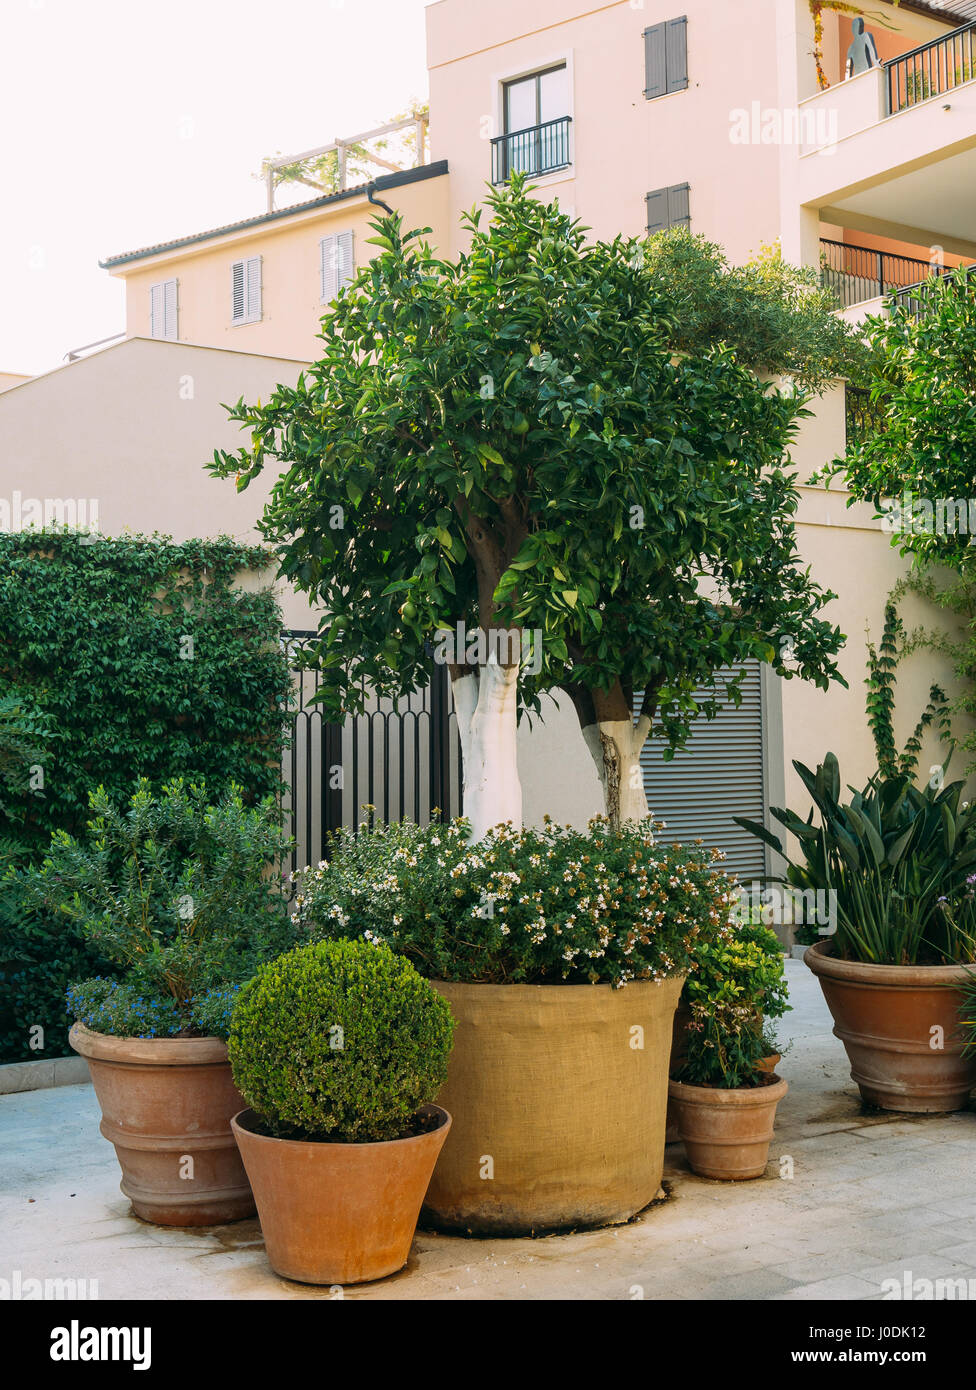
[[366, 182, 395, 215]]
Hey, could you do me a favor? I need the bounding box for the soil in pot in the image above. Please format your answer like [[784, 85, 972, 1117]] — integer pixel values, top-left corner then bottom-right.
[[804, 940, 976, 1113], [668, 1073, 788, 1181], [69, 1023, 254, 1226], [231, 1104, 451, 1285]]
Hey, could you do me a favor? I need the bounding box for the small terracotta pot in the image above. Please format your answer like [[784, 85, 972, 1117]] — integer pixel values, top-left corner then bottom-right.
[[232, 1104, 451, 1285], [668, 1075, 788, 1180], [804, 940, 976, 1112], [756, 1053, 781, 1074], [69, 1023, 254, 1226]]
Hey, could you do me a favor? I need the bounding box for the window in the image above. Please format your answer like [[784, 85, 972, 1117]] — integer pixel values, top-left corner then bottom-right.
[[149, 280, 178, 340], [644, 16, 688, 100], [231, 256, 262, 325], [646, 183, 691, 234], [320, 231, 355, 304], [494, 63, 572, 182]]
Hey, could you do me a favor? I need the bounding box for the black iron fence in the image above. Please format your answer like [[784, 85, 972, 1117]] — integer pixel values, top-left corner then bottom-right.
[[885, 21, 976, 115], [845, 385, 889, 449], [820, 238, 937, 307], [281, 631, 463, 882], [491, 116, 572, 184]]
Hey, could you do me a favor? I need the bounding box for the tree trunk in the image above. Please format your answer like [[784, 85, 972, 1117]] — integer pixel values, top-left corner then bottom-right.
[[451, 659, 522, 841], [580, 716, 650, 827]]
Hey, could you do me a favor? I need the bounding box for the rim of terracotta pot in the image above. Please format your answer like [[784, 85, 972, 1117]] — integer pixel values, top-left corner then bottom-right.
[[668, 1076, 788, 1107], [431, 975, 686, 996], [69, 1021, 229, 1066], [231, 1103, 451, 1152], [804, 938, 976, 987]]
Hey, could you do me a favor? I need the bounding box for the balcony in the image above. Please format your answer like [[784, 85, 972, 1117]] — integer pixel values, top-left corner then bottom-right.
[[490, 116, 572, 185], [820, 238, 946, 307], [886, 20, 976, 115]]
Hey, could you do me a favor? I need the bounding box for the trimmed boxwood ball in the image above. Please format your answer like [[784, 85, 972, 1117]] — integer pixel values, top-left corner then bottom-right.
[[228, 939, 455, 1143]]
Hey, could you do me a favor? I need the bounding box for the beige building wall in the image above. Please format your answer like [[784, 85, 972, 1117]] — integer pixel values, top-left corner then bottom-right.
[[0, 337, 316, 630], [0, 372, 31, 392]]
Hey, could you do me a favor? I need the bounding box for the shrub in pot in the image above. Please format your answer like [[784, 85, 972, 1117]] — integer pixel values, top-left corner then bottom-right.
[[228, 938, 454, 1285], [23, 778, 296, 1225], [669, 922, 790, 1180], [737, 753, 976, 1112], [294, 814, 735, 1235]]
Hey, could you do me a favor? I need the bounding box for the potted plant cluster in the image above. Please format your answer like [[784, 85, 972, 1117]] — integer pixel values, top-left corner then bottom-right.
[[228, 938, 454, 1286], [23, 778, 296, 1226], [668, 922, 791, 1180], [292, 813, 736, 1235]]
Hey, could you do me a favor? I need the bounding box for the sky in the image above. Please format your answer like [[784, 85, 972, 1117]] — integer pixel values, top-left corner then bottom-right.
[[0, 0, 433, 375]]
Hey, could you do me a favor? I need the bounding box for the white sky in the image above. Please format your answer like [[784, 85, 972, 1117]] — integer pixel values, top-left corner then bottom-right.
[[0, 0, 432, 375]]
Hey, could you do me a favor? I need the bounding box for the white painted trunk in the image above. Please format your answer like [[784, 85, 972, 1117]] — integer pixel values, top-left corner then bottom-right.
[[450, 660, 522, 840], [581, 715, 651, 825]]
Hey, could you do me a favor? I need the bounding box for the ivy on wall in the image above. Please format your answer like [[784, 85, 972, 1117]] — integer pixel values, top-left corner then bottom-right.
[[0, 531, 293, 1062]]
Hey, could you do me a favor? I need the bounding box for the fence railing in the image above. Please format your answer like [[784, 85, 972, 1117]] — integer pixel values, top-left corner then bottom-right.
[[491, 116, 572, 184], [281, 631, 462, 882], [885, 20, 976, 114], [820, 238, 938, 307], [892, 262, 976, 317]]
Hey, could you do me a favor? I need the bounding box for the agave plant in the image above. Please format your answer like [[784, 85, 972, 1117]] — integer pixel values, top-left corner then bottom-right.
[[735, 753, 976, 966]]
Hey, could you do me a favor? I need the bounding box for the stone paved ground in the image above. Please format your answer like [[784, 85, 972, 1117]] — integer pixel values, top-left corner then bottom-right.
[[2, 960, 975, 1301]]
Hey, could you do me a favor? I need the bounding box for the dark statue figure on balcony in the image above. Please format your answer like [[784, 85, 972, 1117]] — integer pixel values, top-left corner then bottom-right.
[[845, 18, 879, 78]]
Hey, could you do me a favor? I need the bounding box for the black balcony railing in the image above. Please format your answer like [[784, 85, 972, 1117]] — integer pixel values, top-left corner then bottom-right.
[[885, 20, 976, 114], [820, 238, 940, 307], [491, 115, 572, 184], [893, 263, 976, 317]]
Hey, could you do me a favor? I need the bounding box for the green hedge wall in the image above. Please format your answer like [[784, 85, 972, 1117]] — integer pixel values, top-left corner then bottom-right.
[[0, 532, 293, 1063]]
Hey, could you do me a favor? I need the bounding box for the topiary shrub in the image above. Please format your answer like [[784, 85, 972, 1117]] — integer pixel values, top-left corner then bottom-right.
[[228, 939, 455, 1143]]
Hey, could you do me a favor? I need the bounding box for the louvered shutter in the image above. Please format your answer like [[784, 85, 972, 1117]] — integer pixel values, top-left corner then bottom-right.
[[336, 230, 355, 292], [665, 16, 689, 92], [150, 280, 177, 340], [163, 279, 178, 340], [667, 182, 691, 229], [634, 662, 767, 881], [643, 23, 667, 99], [231, 261, 246, 323], [320, 235, 339, 303], [246, 255, 262, 321]]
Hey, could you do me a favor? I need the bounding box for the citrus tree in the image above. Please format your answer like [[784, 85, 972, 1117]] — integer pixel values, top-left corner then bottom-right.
[[209, 179, 845, 836]]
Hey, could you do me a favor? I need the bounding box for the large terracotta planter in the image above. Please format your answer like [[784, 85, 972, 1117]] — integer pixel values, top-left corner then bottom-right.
[[805, 940, 976, 1113], [69, 1023, 254, 1226], [423, 975, 685, 1235], [668, 1075, 788, 1180], [231, 1104, 451, 1285]]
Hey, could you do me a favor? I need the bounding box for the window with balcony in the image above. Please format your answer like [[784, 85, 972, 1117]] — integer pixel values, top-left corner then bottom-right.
[[149, 280, 178, 341], [491, 64, 571, 184], [231, 256, 262, 325]]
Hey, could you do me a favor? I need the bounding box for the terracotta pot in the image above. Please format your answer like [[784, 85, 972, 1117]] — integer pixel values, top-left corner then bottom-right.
[[423, 975, 685, 1235], [69, 1023, 255, 1226], [668, 1075, 788, 1180], [756, 1052, 781, 1074], [231, 1104, 451, 1285], [805, 940, 976, 1113]]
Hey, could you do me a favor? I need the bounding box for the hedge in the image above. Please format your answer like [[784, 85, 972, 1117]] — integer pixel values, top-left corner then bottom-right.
[[0, 532, 293, 1063]]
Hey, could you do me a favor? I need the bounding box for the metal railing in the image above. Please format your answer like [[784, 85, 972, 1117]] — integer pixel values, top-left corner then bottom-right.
[[845, 385, 889, 448], [820, 238, 939, 307], [885, 20, 976, 114], [893, 262, 976, 317], [281, 631, 462, 881], [491, 116, 572, 184]]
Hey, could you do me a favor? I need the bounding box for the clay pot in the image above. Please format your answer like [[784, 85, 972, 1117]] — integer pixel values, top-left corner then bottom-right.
[[756, 1053, 781, 1074], [423, 975, 685, 1235], [231, 1104, 451, 1285], [805, 940, 976, 1113], [668, 1074, 788, 1180], [69, 1023, 254, 1226]]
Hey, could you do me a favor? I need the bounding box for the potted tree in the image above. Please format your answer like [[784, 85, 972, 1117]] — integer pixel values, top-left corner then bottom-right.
[[228, 938, 454, 1286], [668, 922, 791, 1180], [294, 815, 733, 1235], [23, 778, 296, 1225]]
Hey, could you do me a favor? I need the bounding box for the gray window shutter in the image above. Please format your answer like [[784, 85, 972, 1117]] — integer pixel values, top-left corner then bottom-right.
[[246, 255, 262, 321], [644, 23, 667, 99], [646, 186, 668, 233], [336, 230, 355, 292], [231, 260, 246, 323], [666, 16, 689, 92], [634, 661, 767, 881], [320, 234, 339, 303], [667, 182, 691, 229]]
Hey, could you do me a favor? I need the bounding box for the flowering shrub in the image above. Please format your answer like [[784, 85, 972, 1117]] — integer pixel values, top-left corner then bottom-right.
[[674, 922, 791, 1089], [67, 979, 242, 1041], [294, 816, 737, 987]]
